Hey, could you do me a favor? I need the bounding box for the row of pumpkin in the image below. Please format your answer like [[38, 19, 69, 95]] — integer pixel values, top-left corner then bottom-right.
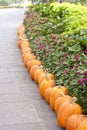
[[17, 24, 87, 130]]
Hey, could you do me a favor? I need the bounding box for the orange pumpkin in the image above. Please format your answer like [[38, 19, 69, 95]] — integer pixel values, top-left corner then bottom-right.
[[22, 52, 31, 61], [44, 87, 53, 103], [19, 34, 26, 39], [17, 25, 24, 35], [66, 114, 87, 130], [18, 39, 22, 48], [22, 48, 32, 55], [54, 93, 72, 113], [30, 65, 41, 80], [27, 59, 41, 72], [20, 40, 29, 45], [20, 43, 29, 49], [57, 97, 83, 128], [18, 33, 26, 40], [18, 38, 28, 49], [38, 72, 54, 85], [39, 79, 55, 98], [20, 43, 30, 51], [17, 29, 23, 35], [24, 54, 36, 67], [21, 46, 30, 54], [77, 120, 87, 130], [34, 68, 44, 83], [50, 86, 68, 110], [18, 39, 24, 49], [27, 59, 33, 72]]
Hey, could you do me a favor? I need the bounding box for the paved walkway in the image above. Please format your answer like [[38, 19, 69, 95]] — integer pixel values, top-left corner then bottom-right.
[[0, 8, 65, 130]]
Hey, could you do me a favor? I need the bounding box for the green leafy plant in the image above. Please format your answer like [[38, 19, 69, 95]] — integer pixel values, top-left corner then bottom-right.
[[24, 3, 87, 114]]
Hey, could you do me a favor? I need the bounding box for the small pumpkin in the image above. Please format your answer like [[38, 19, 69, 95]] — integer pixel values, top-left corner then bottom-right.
[[18, 38, 27, 49], [30, 65, 41, 80], [18, 32, 27, 39], [39, 79, 55, 98], [20, 43, 30, 51], [44, 87, 53, 103], [50, 86, 68, 110], [34, 68, 43, 83], [27, 59, 42, 72], [27, 59, 33, 72], [24, 54, 36, 67], [66, 114, 87, 130], [54, 93, 72, 113], [17, 24, 24, 35], [22, 52, 31, 61], [18, 39, 22, 48], [38, 71, 54, 85], [20, 41, 30, 49], [22, 48, 32, 55], [57, 97, 83, 128]]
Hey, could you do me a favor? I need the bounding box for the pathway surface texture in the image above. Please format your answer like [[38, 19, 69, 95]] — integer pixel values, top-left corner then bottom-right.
[[0, 8, 65, 130]]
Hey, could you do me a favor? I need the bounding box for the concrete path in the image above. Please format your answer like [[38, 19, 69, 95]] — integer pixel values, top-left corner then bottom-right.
[[0, 8, 65, 130]]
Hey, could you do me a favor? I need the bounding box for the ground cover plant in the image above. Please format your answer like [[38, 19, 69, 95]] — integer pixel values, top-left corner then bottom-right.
[[24, 3, 87, 114]]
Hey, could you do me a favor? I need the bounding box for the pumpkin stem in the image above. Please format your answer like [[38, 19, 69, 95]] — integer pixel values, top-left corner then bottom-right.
[[38, 64, 42, 67], [70, 97, 77, 104], [59, 92, 65, 97], [37, 57, 40, 60], [82, 115, 87, 118], [45, 68, 48, 74], [45, 75, 49, 81], [56, 85, 62, 88], [40, 65, 43, 69]]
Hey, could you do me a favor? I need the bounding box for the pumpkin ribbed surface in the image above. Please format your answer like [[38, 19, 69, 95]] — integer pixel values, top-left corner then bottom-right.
[[30, 65, 40, 80], [44, 87, 53, 103], [77, 120, 87, 130], [57, 100, 83, 128], [50, 86, 68, 110], [66, 114, 87, 130], [54, 95, 72, 113], [39, 80, 55, 98]]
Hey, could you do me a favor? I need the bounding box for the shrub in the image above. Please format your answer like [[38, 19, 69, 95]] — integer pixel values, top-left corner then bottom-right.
[[24, 3, 87, 114]]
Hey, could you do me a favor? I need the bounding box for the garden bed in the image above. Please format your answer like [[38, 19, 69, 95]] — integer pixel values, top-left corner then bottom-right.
[[23, 3, 87, 114]]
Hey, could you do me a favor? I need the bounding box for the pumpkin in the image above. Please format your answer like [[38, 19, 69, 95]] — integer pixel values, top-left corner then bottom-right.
[[18, 34, 26, 40], [34, 68, 44, 83], [24, 54, 36, 67], [57, 97, 83, 128], [50, 86, 68, 110], [18, 39, 22, 48], [77, 120, 87, 130], [27, 59, 33, 72], [17, 29, 23, 35], [20, 41, 30, 48], [27, 59, 42, 72], [38, 72, 54, 85], [21, 45, 30, 53], [39, 79, 55, 98], [54, 93, 72, 113], [18, 38, 27, 49], [17, 24, 24, 35], [44, 87, 53, 103], [20, 43, 30, 50], [20, 34, 26, 39], [22, 52, 31, 61], [30, 65, 41, 80], [22, 48, 32, 55], [66, 114, 87, 130]]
